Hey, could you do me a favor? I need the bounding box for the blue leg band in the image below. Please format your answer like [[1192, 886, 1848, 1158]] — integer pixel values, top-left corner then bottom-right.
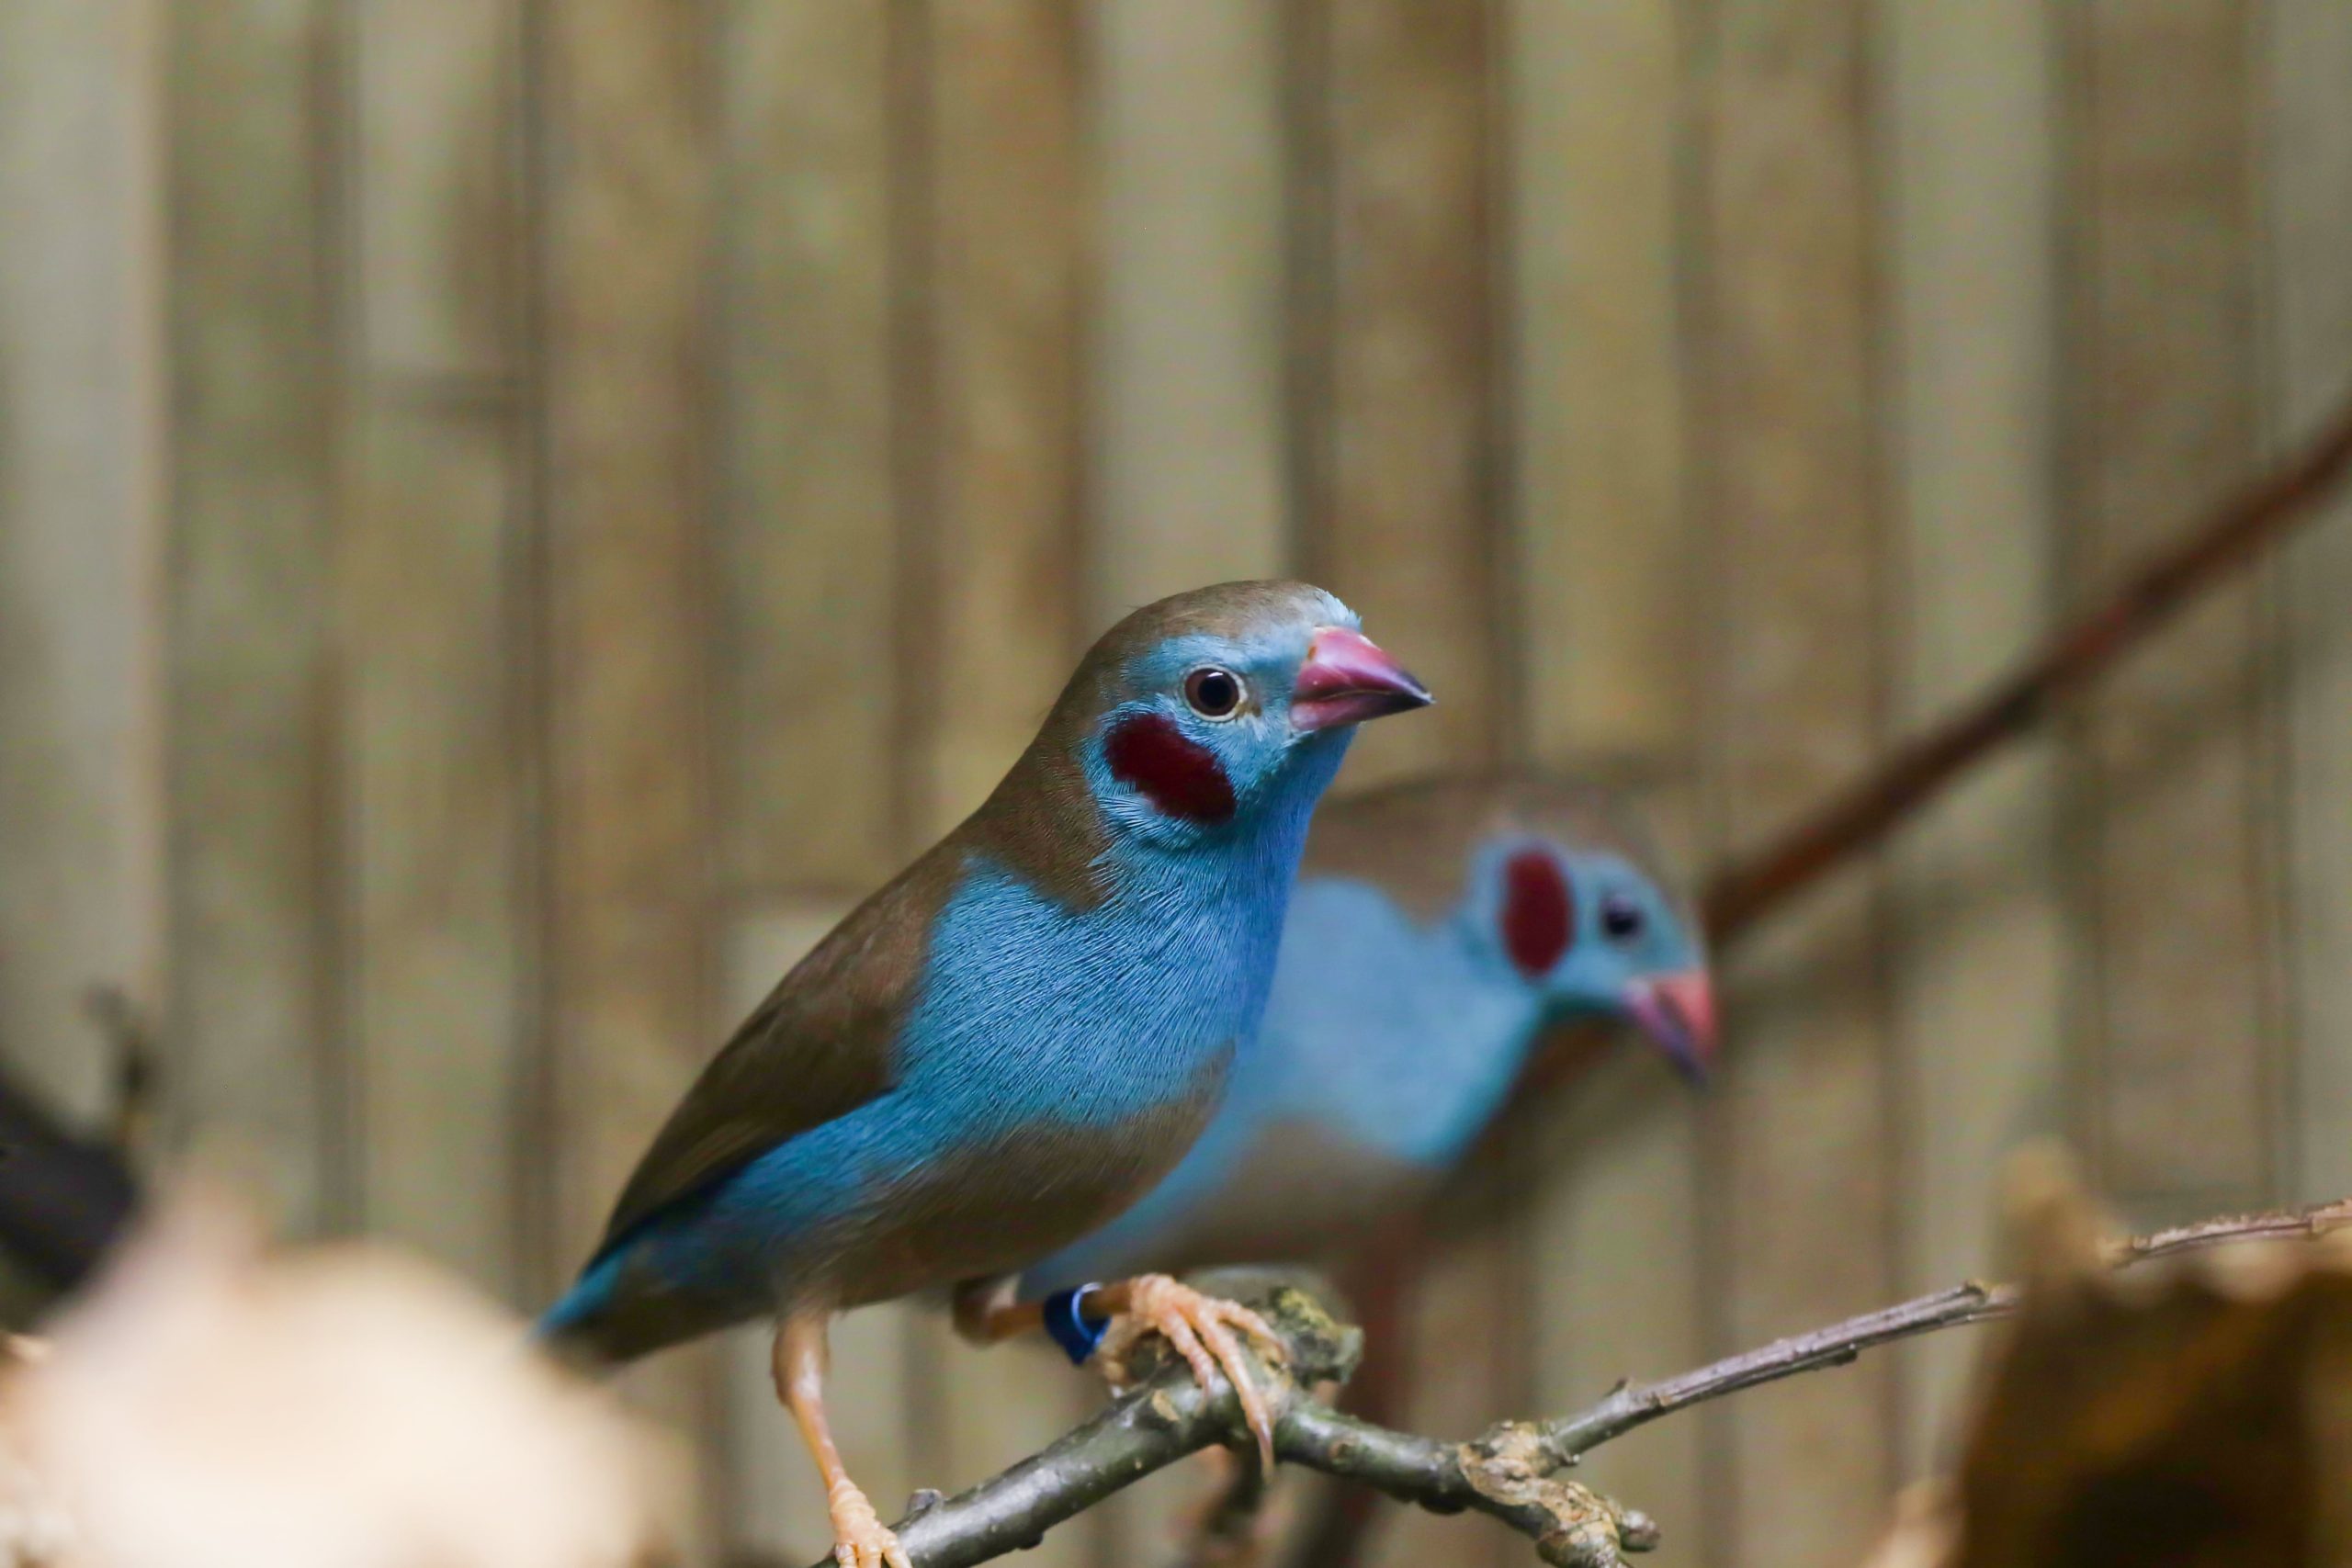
[[1043, 1283, 1111, 1366]]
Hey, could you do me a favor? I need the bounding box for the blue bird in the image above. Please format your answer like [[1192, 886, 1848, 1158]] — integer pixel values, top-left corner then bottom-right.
[[539, 581, 1430, 1568], [1019, 772, 1713, 1311]]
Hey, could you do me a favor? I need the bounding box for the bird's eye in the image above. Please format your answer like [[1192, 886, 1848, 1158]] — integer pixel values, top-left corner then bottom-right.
[[1600, 892, 1646, 943], [1183, 666, 1245, 719]]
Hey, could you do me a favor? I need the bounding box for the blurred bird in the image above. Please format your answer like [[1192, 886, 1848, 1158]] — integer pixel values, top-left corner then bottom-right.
[[1020, 772, 1714, 1331], [538, 581, 1430, 1568]]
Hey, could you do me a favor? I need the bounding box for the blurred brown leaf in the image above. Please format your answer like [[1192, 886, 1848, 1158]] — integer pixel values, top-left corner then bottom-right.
[[0, 1182, 684, 1568], [1920, 1151, 2352, 1568]]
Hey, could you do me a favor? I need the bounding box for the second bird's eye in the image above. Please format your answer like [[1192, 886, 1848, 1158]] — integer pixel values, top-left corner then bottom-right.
[[1183, 666, 1245, 719], [1600, 892, 1646, 943]]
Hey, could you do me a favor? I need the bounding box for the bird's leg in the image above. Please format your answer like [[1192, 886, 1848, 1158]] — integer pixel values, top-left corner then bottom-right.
[[773, 1313, 910, 1568], [1095, 1274, 1285, 1475], [951, 1274, 1283, 1474], [950, 1276, 1040, 1345]]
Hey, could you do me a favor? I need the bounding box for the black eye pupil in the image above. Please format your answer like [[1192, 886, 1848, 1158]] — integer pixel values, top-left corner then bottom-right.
[[1600, 896, 1645, 942], [1187, 669, 1240, 716]]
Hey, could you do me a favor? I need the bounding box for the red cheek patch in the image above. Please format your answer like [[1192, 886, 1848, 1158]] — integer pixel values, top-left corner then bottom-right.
[[1502, 849, 1574, 977], [1104, 712, 1237, 825]]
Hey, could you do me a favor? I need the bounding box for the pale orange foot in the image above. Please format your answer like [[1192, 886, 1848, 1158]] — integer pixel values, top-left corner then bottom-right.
[[824, 1475, 911, 1568], [1097, 1274, 1286, 1473]]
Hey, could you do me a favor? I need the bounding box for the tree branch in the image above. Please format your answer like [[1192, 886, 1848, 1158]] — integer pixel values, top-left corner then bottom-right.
[[818, 1284, 1652, 1568], [839, 1196, 2352, 1568]]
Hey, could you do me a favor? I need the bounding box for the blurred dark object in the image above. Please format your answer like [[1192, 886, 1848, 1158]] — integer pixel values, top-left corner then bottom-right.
[[0, 990, 147, 1297], [0, 1075, 140, 1295]]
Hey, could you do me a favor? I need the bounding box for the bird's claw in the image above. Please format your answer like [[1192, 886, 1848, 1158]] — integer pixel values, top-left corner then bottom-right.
[[1099, 1274, 1286, 1475], [826, 1477, 911, 1568]]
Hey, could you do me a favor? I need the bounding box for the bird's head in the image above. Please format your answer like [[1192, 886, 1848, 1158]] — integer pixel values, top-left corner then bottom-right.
[[1293, 775, 1715, 1089], [1473, 833, 1715, 1082], [1071, 581, 1431, 851]]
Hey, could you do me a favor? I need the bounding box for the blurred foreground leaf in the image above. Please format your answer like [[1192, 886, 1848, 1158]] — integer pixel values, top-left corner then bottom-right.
[[0, 1182, 684, 1568]]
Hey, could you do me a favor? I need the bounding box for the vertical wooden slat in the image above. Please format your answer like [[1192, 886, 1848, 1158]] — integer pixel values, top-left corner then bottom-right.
[[1695, 2, 1894, 1565], [2273, 0, 2352, 1209], [1085, 4, 1293, 1557], [1509, 3, 1704, 1553], [1305, 0, 1505, 795], [1301, 4, 1514, 1563], [342, 0, 532, 1301], [718, 0, 902, 900], [1508, 0, 1694, 769], [0, 0, 165, 1128], [165, 0, 345, 1235], [914, 0, 1087, 833], [905, 6, 1096, 1562], [1086, 0, 1289, 627], [537, 0, 720, 1530], [354, 1, 520, 382], [1523, 976, 1703, 1563], [1877, 0, 2068, 1474], [2070, 3, 2275, 1220], [344, 401, 529, 1292]]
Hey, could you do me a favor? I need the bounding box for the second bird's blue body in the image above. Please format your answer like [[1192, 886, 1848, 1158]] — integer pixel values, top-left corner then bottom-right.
[[1023, 776, 1711, 1296]]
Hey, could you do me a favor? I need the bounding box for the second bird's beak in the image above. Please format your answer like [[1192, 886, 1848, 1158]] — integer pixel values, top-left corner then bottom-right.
[[1623, 970, 1717, 1085], [1292, 626, 1433, 732]]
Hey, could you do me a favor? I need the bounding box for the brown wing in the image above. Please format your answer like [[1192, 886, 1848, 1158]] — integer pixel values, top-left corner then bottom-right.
[[592, 851, 957, 1254]]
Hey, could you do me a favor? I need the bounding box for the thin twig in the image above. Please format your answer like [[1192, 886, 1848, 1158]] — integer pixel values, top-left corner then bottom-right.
[[1538, 1280, 2014, 1464], [1536, 1193, 2352, 1465]]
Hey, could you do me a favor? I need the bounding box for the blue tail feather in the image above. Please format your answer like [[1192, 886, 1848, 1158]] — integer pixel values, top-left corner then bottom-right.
[[536, 1249, 624, 1351]]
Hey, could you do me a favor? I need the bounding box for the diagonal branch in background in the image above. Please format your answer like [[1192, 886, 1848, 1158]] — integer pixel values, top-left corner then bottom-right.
[[1509, 386, 2352, 1114], [835, 1194, 2352, 1568], [1301, 389, 2352, 1568], [1703, 389, 2352, 946]]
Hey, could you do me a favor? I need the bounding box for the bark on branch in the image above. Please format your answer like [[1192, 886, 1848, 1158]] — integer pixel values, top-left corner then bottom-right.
[[833, 1196, 2352, 1568]]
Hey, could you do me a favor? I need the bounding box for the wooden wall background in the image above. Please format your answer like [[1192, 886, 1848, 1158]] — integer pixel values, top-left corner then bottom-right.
[[2, 2, 2348, 1566]]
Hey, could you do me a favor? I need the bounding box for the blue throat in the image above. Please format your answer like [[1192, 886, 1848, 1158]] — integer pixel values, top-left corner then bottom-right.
[[899, 725, 1357, 1137]]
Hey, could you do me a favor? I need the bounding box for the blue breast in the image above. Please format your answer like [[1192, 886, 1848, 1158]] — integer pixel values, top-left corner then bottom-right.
[[889, 850, 1281, 1134], [554, 778, 1331, 1328]]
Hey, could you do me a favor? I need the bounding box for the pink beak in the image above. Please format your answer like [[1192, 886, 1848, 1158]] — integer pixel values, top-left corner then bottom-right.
[[1291, 626, 1432, 732], [1623, 969, 1717, 1084]]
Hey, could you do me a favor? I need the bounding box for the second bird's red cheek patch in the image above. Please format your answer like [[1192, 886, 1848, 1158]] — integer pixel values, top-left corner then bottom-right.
[[1502, 850, 1574, 977], [1105, 712, 1238, 825]]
